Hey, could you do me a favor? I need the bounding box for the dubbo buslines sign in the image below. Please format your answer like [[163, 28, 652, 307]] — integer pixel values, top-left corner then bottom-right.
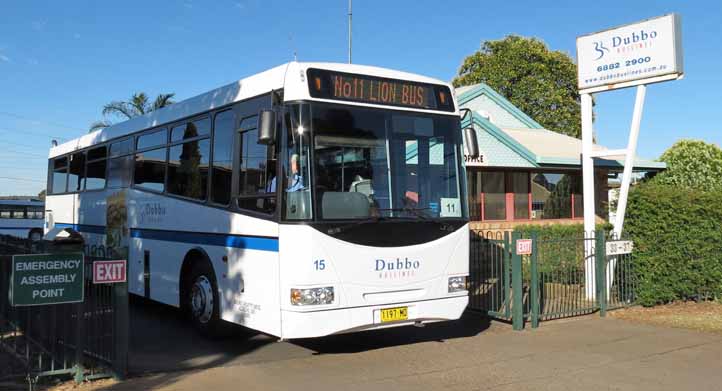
[[576, 14, 683, 92], [11, 253, 84, 307]]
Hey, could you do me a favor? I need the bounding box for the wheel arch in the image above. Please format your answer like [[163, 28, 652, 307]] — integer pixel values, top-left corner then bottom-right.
[[179, 247, 217, 303]]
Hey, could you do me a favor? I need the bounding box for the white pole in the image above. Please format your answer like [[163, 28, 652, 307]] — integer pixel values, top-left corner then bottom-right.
[[348, 0, 352, 64], [608, 84, 646, 294], [581, 93, 596, 300], [613, 84, 646, 237]]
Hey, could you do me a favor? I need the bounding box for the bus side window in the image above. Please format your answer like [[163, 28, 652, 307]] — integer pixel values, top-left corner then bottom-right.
[[211, 110, 234, 205], [68, 152, 86, 192], [86, 146, 108, 190], [236, 115, 276, 214], [51, 156, 68, 194]]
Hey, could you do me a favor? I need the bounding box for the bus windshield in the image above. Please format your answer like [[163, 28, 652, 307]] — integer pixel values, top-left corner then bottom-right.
[[282, 102, 466, 221]]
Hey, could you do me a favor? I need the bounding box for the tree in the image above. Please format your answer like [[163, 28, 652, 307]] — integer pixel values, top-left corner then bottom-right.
[[37, 189, 46, 201], [89, 92, 175, 132], [453, 35, 582, 138], [651, 139, 722, 191]]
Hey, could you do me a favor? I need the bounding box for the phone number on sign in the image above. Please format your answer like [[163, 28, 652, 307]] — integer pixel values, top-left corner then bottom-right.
[[595, 56, 652, 72]]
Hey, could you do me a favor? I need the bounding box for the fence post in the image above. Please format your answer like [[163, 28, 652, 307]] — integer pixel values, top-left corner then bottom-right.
[[112, 280, 129, 380], [595, 231, 607, 317], [74, 300, 85, 383], [503, 231, 511, 319], [530, 233, 539, 328], [511, 231, 524, 331]]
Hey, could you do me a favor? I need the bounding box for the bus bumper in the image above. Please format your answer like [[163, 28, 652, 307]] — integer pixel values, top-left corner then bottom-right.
[[280, 295, 468, 339]]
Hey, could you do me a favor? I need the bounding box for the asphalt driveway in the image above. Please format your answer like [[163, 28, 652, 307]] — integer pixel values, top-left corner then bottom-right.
[[96, 298, 722, 390]]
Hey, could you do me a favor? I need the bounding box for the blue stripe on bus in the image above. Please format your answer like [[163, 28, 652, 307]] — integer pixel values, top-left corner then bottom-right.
[[55, 222, 279, 252], [130, 228, 279, 252], [0, 227, 39, 230]]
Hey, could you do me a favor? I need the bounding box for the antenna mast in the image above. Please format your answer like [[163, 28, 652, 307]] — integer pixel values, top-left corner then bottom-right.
[[348, 0, 352, 63]]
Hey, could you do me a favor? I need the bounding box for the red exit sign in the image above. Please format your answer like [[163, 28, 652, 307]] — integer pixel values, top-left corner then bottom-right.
[[93, 260, 127, 284], [516, 239, 533, 255]]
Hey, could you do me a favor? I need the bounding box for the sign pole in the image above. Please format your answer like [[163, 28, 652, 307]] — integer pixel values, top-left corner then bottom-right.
[[608, 84, 646, 294], [613, 84, 646, 238], [581, 92, 596, 300]]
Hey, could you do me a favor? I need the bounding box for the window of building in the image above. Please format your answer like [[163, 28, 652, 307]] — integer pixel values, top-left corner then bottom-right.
[[137, 128, 167, 150], [512, 172, 530, 219], [532, 173, 572, 219], [134, 147, 167, 192], [468, 170, 584, 222], [67, 152, 86, 192], [51, 156, 68, 194], [167, 139, 210, 200], [0, 210, 10, 218], [86, 146, 107, 190], [210, 110, 234, 205], [482, 171, 505, 220]]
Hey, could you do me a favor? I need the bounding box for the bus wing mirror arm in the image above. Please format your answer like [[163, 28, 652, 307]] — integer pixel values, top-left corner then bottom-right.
[[257, 110, 277, 145], [464, 126, 480, 159]]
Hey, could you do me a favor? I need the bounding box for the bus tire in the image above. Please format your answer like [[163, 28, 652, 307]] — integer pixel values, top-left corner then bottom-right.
[[29, 229, 43, 242], [184, 261, 222, 336]]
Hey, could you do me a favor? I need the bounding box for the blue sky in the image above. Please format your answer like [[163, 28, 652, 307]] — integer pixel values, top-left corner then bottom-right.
[[0, 0, 719, 196]]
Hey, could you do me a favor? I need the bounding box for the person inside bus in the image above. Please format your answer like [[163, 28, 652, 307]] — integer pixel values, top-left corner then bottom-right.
[[267, 153, 304, 193]]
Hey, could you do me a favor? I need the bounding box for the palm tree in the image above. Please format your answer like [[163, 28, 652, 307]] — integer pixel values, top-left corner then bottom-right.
[[89, 92, 175, 132]]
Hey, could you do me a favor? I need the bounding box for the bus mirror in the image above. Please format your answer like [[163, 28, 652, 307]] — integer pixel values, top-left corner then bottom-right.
[[464, 127, 480, 158], [460, 108, 472, 122], [258, 110, 276, 145]]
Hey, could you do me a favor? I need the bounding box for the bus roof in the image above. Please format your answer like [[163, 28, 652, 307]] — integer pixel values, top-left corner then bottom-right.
[[49, 62, 456, 158], [0, 199, 44, 207]]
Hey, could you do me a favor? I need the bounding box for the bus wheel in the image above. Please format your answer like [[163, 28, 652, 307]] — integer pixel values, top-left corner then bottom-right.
[[29, 230, 43, 242], [185, 262, 222, 335]]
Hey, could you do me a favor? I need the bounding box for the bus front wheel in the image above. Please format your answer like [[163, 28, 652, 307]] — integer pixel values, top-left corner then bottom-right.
[[184, 261, 222, 336]]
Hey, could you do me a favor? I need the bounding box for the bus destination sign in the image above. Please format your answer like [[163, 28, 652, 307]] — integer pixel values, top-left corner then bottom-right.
[[307, 68, 455, 112]]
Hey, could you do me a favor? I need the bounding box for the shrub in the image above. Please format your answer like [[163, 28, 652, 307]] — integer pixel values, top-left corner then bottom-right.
[[625, 182, 722, 306]]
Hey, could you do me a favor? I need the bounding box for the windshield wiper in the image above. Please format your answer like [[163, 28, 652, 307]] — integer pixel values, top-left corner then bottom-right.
[[375, 207, 433, 220], [326, 215, 387, 235]]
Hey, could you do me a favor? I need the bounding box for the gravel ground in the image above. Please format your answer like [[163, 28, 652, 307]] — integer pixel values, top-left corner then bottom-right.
[[610, 301, 722, 334]]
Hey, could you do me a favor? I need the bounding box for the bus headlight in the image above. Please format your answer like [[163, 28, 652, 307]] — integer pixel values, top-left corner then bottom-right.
[[290, 287, 335, 306], [448, 276, 468, 293]]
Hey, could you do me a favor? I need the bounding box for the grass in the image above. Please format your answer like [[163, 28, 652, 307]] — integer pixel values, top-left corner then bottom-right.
[[610, 301, 722, 334]]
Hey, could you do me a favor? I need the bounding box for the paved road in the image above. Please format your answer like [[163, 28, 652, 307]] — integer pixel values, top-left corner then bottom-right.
[[103, 298, 722, 390]]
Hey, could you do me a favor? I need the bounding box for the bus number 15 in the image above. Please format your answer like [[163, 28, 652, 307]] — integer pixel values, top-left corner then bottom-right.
[[314, 259, 326, 270]]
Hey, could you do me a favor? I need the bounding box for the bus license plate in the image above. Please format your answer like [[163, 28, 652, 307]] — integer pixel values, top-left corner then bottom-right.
[[380, 307, 408, 323]]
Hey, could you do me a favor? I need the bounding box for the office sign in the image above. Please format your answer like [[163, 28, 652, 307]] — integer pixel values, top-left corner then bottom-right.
[[577, 14, 683, 92], [93, 260, 127, 284], [11, 253, 84, 306]]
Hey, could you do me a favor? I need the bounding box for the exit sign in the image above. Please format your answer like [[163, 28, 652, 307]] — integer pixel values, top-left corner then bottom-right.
[[516, 239, 533, 255], [93, 260, 127, 284]]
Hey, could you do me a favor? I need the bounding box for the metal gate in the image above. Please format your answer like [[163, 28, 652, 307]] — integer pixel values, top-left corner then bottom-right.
[[0, 235, 128, 383], [468, 229, 636, 329]]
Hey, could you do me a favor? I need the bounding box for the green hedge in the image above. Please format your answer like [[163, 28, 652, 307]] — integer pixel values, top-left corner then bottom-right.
[[514, 223, 610, 283], [625, 183, 722, 306]]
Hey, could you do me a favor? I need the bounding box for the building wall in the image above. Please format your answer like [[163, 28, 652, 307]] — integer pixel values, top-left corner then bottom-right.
[[463, 93, 531, 129]]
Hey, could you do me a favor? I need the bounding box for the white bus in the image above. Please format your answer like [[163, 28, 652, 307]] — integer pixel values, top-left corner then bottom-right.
[[45, 62, 476, 338], [0, 199, 45, 241]]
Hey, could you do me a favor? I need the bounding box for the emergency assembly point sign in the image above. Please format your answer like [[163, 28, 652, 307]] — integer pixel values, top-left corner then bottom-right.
[[11, 253, 84, 306]]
